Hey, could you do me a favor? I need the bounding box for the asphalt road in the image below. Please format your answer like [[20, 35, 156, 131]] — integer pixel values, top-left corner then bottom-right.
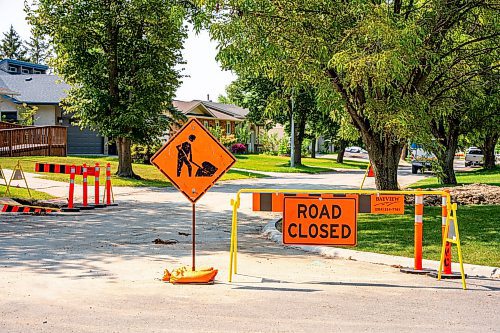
[[0, 168, 498, 332]]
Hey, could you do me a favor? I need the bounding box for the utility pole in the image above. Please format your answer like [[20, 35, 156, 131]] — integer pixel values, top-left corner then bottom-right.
[[290, 90, 295, 168]]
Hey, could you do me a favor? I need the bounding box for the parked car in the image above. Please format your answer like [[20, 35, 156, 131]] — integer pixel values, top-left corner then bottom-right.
[[465, 147, 484, 167], [346, 146, 367, 154], [411, 147, 436, 174]]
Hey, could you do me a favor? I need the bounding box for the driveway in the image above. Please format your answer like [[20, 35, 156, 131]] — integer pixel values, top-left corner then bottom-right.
[[0, 167, 498, 332]]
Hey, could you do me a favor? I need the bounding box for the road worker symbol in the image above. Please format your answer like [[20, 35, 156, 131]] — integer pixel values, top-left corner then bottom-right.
[[176, 134, 218, 178], [151, 118, 235, 203]]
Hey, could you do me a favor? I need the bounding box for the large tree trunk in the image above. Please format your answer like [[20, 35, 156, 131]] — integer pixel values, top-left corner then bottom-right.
[[436, 140, 458, 184], [116, 137, 137, 178], [364, 134, 403, 190], [400, 144, 408, 161], [310, 136, 316, 158], [327, 69, 402, 190], [431, 119, 459, 185], [336, 140, 347, 163], [483, 133, 498, 169], [292, 112, 307, 166]]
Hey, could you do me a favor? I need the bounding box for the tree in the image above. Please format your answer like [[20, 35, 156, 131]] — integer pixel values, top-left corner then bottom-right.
[[25, 33, 50, 64], [0, 25, 27, 60], [410, 10, 500, 184], [27, 0, 192, 177], [203, 0, 499, 189], [221, 75, 318, 165]]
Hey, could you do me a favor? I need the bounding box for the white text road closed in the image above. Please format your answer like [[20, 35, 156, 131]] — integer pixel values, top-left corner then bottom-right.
[[282, 197, 357, 246]]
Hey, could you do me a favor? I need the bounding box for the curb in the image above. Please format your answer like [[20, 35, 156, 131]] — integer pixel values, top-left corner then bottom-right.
[[262, 219, 499, 279]]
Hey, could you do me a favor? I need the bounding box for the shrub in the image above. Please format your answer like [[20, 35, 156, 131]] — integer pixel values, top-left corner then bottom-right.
[[231, 143, 247, 154], [278, 137, 290, 156], [131, 140, 163, 164], [259, 132, 280, 154]]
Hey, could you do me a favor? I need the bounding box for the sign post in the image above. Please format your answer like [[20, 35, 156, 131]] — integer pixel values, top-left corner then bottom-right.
[[151, 118, 236, 271]]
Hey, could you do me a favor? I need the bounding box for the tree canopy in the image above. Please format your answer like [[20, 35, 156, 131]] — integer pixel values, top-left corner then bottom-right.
[[201, 0, 499, 189], [0, 25, 27, 60], [27, 0, 193, 177]]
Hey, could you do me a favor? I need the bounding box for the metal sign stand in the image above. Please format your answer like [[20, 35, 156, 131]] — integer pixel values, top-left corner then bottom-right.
[[192, 203, 196, 271], [5, 161, 31, 197]]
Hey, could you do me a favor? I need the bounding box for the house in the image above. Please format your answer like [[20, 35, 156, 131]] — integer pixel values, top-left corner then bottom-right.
[[0, 59, 106, 155], [172, 99, 247, 135], [172, 99, 278, 153]]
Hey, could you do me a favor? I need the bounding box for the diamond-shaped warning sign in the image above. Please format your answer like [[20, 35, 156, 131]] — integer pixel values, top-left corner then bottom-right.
[[151, 118, 236, 203]]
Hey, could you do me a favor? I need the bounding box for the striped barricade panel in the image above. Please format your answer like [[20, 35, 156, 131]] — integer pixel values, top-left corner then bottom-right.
[[35, 163, 95, 176], [252, 193, 371, 213], [1, 204, 56, 214]]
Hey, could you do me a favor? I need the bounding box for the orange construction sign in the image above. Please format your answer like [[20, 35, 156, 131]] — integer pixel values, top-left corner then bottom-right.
[[282, 197, 357, 246], [370, 195, 405, 214], [150, 118, 236, 203]]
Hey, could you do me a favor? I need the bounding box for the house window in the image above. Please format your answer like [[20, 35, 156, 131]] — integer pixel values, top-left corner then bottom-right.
[[1, 111, 18, 123], [215, 120, 220, 128], [34, 70, 41, 74], [8, 66, 17, 73], [226, 122, 231, 135], [22, 68, 30, 74], [203, 120, 209, 128]]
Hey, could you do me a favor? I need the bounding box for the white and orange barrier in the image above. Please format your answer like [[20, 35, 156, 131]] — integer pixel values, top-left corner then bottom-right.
[[35, 161, 115, 212], [228, 188, 467, 289]]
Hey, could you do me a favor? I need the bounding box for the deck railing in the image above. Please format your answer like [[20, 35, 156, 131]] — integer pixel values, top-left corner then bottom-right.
[[0, 125, 67, 157], [0, 121, 26, 130]]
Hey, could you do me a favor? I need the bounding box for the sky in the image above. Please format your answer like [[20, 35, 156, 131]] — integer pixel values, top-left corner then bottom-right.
[[0, 0, 236, 101]]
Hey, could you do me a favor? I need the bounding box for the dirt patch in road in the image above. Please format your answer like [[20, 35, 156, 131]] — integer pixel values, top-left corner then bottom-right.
[[405, 184, 500, 206]]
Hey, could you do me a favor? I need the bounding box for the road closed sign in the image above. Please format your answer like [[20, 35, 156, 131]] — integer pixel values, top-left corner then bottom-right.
[[282, 197, 357, 246]]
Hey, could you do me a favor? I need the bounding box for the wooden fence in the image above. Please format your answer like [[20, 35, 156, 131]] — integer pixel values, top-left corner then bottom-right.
[[0, 125, 67, 157], [0, 121, 25, 130]]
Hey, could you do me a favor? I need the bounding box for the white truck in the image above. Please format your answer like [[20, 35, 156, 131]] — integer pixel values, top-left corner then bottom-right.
[[465, 147, 484, 167]]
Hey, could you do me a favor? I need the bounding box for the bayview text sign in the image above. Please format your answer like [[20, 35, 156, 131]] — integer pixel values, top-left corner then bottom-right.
[[370, 195, 404, 214], [282, 197, 357, 246]]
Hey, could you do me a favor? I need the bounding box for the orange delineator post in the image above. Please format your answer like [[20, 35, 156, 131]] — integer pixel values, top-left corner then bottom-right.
[[94, 163, 100, 205], [414, 191, 424, 270], [68, 165, 76, 209], [104, 163, 115, 206], [61, 165, 80, 212], [442, 191, 453, 275], [82, 163, 88, 207]]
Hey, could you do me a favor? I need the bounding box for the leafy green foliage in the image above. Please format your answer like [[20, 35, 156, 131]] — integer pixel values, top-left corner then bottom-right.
[[16, 103, 38, 126], [25, 33, 50, 64], [0, 25, 27, 60], [200, 0, 499, 189], [27, 0, 191, 176]]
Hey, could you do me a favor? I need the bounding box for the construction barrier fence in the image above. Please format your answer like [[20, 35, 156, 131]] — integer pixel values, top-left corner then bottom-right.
[[229, 188, 466, 289]]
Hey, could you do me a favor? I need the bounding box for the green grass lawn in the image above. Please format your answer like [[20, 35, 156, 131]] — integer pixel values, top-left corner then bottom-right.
[[409, 167, 500, 188], [355, 205, 499, 267], [234, 154, 368, 173], [0, 156, 267, 188], [0, 184, 55, 201]]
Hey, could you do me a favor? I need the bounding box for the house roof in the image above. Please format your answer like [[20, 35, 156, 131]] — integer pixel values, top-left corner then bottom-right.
[[0, 59, 49, 71], [0, 74, 69, 105], [202, 101, 248, 119], [0, 87, 20, 96], [172, 100, 249, 122]]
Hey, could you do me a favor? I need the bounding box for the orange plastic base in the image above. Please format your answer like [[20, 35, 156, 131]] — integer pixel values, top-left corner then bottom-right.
[[162, 266, 218, 284]]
